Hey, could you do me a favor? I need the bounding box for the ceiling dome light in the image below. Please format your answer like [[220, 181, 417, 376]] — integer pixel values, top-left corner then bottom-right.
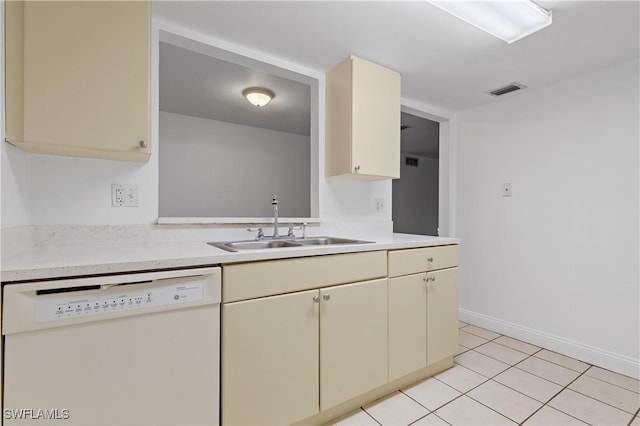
[[242, 87, 275, 107]]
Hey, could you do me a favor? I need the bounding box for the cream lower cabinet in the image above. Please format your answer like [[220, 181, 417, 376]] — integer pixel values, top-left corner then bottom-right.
[[222, 290, 320, 426], [426, 268, 459, 363], [388, 274, 427, 380], [320, 279, 388, 410], [221, 251, 389, 425], [223, 278, 388, 425], [388, 245, 459, 381]]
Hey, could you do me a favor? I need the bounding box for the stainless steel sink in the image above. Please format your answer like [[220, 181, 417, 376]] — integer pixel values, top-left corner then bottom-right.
[[208, 236, 373, 252], [294, 237, 368, 246]]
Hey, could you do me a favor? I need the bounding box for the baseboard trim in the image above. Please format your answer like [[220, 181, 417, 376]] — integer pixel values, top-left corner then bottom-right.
[[459, 308, 640, 380]]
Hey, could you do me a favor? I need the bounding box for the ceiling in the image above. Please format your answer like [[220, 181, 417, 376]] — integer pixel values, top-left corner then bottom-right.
[[153, 1, 640, 114], [159, 42, 311, 136]]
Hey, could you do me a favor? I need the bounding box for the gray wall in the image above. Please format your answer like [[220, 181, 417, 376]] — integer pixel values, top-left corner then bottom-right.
[[159, 111, 310, 217], [392, 154, 439, 235]]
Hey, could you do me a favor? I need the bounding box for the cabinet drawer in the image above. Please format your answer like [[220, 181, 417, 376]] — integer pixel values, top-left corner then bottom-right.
[[223, 251, 387, 302], [388, 245, 459, 277]]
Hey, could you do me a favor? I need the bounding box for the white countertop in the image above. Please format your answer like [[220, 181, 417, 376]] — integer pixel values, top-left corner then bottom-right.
[[1, 233, 458, 282]]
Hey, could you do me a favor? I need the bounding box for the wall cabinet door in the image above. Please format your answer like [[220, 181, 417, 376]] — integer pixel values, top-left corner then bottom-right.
[[427, 268, 459, 364], [320, 278, 388, 410], [222, 290, 320, 425], [388, 274, 427, 381], [325, 56, 400, 180], [5, 1, 151, 162]]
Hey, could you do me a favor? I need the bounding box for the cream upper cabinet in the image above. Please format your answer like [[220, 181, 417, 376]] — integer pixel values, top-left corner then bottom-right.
[[325, 56, 401, 180], [320, 279, 388, 411], [5, 1, 151, 162]]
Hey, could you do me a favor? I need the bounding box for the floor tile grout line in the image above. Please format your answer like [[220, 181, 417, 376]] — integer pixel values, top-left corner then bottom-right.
[[449, 347, 564, 424], [436, 358, 536, 424], [489, 337, 541, 356], [465, 341, 535, 368], [519, 363, 595, 425], [567, 387, 640, 416], [582, 370, 640, 395], [359, 406, 384, 426], [531, 352, 592, 374], [626, 407, 640, 426], [459, 326, 502, 341], [457, 328, 618, 423], [400, 377, 468, 415], [491, 367, 563, 405], [401, 390, 463, 424], [465, 326, 638, 388]]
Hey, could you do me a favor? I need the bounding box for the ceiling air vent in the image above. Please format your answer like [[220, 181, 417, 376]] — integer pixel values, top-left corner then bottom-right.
[[405, 157, 419, 167], [487, 82, 527, 97]]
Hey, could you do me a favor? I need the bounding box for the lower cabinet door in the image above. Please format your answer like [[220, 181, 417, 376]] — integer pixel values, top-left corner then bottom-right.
[[427, 267, 459, 364], [388, 274, 427, 381], [222, 290, 320, 425], [320, 278, 388, 410]]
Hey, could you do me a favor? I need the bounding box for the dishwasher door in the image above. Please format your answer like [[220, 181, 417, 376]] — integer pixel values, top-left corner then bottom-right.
[[2, 267, 221, 426]]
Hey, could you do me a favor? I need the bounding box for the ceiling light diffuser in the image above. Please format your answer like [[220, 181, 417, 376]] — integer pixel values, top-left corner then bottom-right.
[[427, 0, 552, 44], [242, 87, 275, 107]]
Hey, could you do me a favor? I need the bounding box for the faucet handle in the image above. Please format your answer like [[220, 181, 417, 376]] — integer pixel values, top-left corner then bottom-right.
[[287, 223, 308, 239], [247, 227, 264, 240], [287, 226, 299, 238], [271, 194, 278, 205]]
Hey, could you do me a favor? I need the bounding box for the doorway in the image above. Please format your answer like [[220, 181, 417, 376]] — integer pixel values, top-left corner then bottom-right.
[[392, 112, 440, 236]]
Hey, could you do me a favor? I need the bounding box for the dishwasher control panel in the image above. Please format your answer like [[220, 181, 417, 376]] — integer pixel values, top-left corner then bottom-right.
[[35, 281, 204, 322]]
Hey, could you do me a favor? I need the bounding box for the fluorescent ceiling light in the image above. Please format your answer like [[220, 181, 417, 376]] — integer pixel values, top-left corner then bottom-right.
[[427, 0, 552, 44]]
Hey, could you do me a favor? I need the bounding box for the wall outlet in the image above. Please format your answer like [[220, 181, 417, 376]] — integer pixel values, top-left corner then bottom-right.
[[374, 198, 385, 212], [502, 183, 513, 197], [112, 184, 139, 207]]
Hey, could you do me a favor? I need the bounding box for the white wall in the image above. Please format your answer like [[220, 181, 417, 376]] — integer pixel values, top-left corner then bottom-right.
[[456, 58, 640, 378], [159, 112, 310, 217], [393, 154, 439, 235], [0, 20, 393, 227]]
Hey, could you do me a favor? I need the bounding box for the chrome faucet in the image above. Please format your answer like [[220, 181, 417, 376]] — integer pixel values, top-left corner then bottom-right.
[[271, 194, 280, 239]]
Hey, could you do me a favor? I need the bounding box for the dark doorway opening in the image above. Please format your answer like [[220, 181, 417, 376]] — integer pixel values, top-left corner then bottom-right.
[[392, 112, 439, 235]]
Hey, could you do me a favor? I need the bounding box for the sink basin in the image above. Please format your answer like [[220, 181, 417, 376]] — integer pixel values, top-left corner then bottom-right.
[[208, 236, 373, 252], [294, 237, 371, 246], [209, 240, 301, 251]]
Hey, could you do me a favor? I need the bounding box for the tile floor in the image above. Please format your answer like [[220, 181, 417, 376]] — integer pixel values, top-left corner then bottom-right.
[[333, 322, 640, 426]]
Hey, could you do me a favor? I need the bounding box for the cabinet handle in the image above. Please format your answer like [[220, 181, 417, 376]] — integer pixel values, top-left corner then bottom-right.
[[427, 257, 434, 263], [313, 296, 320, 303], [354, 165, 360, 173], [323, 294, 331, 301], [139, 140, 148, 148]]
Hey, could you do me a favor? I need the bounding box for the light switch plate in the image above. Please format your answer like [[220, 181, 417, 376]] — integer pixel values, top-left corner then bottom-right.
[[502, 183, 513, 197]]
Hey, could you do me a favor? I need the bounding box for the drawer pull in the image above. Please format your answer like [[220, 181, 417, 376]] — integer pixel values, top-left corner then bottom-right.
[[313, 296, 320, 303], [323, 294, 331, 301], [423, 276, 436, 283], [427, 257, 434, 263]]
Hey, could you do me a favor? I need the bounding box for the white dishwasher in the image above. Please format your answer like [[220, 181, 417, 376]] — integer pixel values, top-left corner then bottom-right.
[[2, 267, 221, 425]]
